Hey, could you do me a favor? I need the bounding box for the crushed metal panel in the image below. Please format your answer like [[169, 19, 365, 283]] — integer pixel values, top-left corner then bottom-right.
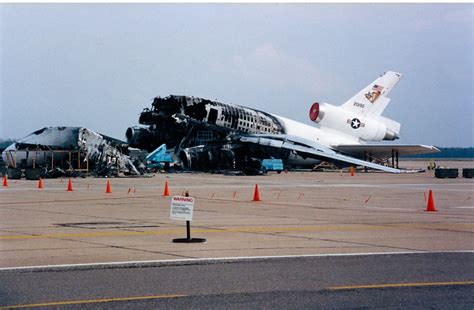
[[78, 128, 139, 175], [2, 127, 140, 176]]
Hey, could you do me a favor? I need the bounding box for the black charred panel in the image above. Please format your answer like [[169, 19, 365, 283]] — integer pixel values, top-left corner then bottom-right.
[[184, 101, 207, 121], [130, 95, 287, 172], [151, 96, 183, 116], [208, 108, 218, 125], [138, 110, 160, 125]]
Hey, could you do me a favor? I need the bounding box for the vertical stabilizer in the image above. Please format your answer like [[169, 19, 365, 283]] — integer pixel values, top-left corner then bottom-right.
[[341, 71, 402, 116]]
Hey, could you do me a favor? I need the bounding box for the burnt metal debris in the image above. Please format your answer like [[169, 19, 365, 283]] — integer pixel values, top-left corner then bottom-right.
[[126, 95, 286, 173], [2, 127, 140, 178], [1, 95, 297, 177]]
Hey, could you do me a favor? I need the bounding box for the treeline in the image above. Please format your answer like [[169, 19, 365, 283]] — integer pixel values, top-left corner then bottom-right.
[[0, 139, 15, 150], [404, 147, 474, 159]]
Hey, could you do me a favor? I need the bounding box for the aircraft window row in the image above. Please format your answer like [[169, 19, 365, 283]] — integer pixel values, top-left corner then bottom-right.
[[209, 105, 278, 133], [217, 110, 274, 133]]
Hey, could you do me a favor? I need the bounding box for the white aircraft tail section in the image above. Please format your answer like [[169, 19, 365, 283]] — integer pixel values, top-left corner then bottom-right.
[[341, 71, 402, 117], [380, 115, 401, 138]]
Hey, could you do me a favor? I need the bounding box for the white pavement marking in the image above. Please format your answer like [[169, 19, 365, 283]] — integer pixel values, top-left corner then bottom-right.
[[0, 250, 472, 272], [450, 206, 474, 209]]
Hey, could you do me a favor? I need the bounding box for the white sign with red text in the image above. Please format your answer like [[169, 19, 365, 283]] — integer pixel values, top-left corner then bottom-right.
[[170, 196, 194, 221]]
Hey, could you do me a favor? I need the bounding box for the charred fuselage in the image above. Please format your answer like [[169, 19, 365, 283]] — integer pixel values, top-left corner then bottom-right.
[[127, 95, 286, 171]]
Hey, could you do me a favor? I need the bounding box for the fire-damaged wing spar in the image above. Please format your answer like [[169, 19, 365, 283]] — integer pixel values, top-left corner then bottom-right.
[[127, 71, 439, 173]]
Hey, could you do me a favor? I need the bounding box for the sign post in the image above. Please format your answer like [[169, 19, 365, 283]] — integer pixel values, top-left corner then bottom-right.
[[170, 192, 206, 243]]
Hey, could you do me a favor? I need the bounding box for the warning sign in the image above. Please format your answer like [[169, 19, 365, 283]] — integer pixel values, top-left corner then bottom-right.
[[170, 196, 194, 221]]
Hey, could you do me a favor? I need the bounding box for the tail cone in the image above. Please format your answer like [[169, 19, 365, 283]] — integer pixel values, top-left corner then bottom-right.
[[2, 175, 7, 187], [253, 184, 261, 202], [38, 178, 43, 189], [425, 190, 437, 212]]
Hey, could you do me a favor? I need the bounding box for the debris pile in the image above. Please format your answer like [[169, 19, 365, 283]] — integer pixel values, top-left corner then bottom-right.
[[78, 128, 139, 176], [1, 127, 140, 177]]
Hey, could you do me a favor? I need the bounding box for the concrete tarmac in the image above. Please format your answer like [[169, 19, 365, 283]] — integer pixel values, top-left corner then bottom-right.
[[0, 160, 473, 268]]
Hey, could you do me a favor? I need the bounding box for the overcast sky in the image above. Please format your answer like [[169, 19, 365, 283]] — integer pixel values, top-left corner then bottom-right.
[[0, 4, 472, 147]]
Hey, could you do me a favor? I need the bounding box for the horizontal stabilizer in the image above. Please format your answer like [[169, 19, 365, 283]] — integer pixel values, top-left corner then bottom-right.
[[240, 134, 401, 173], [336, 144, 440, 159]]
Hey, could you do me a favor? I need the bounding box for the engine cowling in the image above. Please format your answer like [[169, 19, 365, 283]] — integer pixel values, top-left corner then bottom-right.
[[309, 102, 398, 141], [179, 146, 232, 171], [126, 126, 152, 149]]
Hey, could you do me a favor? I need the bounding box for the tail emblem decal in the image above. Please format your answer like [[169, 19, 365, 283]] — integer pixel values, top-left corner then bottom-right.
[[365, 84, 384, 103], [348, 118, 365, 129]]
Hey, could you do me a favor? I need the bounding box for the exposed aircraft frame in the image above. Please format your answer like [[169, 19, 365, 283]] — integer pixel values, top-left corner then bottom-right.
[[126, 72, 439, 174], [2, 127, 140, 177]]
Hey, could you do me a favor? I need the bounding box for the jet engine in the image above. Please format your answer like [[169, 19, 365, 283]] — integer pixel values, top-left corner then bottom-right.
[[179, 146, 235, 170], [126, 126, 153, 149], [309, 102, 398, 141]]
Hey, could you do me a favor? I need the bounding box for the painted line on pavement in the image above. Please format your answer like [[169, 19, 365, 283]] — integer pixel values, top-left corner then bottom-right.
[[1, 222, 472, 241], [328, 281, 474, 290], [0, 294, 186, 309], [0, 250, 472, 272], [0, 224, 387, 240]]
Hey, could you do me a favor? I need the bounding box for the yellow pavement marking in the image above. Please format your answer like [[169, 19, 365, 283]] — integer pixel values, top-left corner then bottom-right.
[[0, 294, 186, 309], [389, 223, 474, 229], [1, 223, 471, 241], [328, 281, 474, 290], [0, 225, 386, 240]]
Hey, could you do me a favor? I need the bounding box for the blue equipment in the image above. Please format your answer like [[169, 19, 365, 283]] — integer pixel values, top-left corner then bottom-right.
[[261, 159, 284, 173], [145, 144, 174, 169]]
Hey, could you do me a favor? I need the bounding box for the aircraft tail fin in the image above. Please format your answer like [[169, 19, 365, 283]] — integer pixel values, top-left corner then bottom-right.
[[341, 71, 402, 116]]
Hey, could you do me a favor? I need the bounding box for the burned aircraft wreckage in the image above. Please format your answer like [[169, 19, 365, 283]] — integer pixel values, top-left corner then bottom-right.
[[126, 95, 304, 172], [2, 127, 140, 178], [2, 72, 438, 177]]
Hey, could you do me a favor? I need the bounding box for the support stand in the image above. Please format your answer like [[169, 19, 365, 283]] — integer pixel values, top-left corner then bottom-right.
[[172, 221, 206, 243]]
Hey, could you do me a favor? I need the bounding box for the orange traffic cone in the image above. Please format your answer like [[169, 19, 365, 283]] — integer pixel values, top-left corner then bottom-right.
[[253, 184, 261, 202], [38, 178, 43, 189], [350, 166, 355, 176], [425, 190, 437, 212], [163, 180, 170, 196], [66, 178, 74, 192], [105, 179, 112, 193], [2, 175, 7, 187]]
